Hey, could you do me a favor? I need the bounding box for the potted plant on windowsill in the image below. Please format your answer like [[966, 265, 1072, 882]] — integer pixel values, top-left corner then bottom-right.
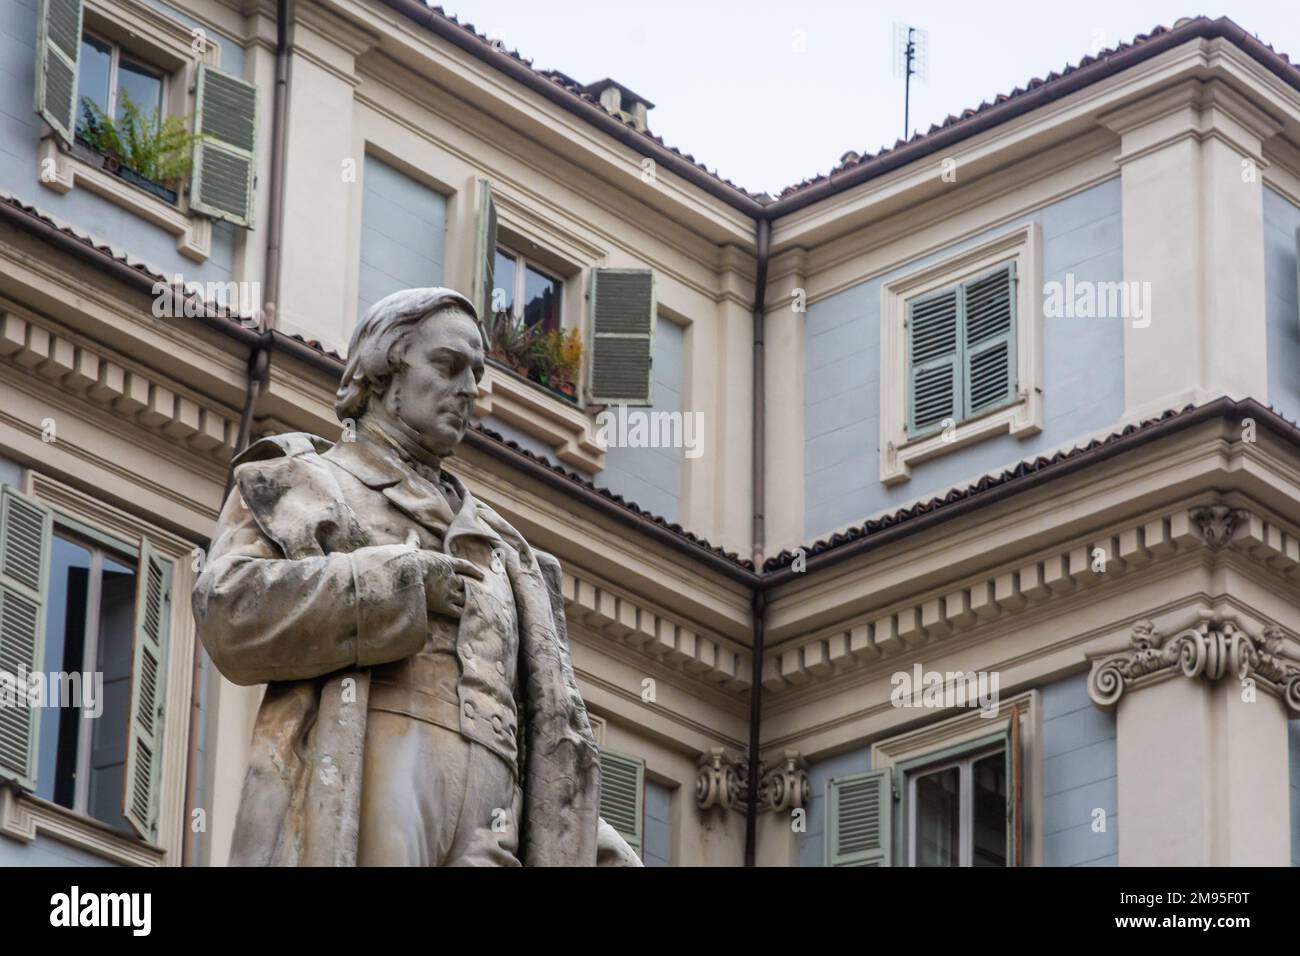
[[76, 92, 202, 206], [484, 311, 583, 404]]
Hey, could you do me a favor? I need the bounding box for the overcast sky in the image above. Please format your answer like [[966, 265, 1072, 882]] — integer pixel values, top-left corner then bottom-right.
[[437, 1, 1299, 195]]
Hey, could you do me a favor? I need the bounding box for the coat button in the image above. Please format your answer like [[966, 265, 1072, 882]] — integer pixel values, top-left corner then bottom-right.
[[496, 660, 506, 676], [464, 701, 475, 719], [490, 551, 505, 574], [492, 714, 504, 734]]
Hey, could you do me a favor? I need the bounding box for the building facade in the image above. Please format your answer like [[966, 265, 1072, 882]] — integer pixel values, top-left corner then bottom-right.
[[0, 2, 1298, 866]]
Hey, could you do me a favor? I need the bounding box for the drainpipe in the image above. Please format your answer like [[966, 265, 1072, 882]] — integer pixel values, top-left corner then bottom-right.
[[744, 217, 770, 866], [186, 0, 292, 866]]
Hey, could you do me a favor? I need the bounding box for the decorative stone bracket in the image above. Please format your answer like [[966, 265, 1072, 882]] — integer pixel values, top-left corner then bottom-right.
[[1088, 612, 1300, 713], [694, 747, 809, 814]]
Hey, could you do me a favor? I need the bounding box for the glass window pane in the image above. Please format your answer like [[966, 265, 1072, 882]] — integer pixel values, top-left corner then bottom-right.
[[522, 265, 561, 331], [115, 57, 163, 123], [491, 249, 516, 319], [36, 535, 92, 806], [87, 555, 137, 834], [914, 766, 960, 866], [972, 751, 1008, 867], [76, 34, 112, 133]]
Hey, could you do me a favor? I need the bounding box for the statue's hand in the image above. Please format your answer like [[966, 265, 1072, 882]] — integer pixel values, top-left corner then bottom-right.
[[418, 552, 485, 619]]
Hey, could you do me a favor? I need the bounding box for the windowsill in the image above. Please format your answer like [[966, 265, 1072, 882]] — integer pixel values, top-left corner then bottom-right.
[[486, 354, 580, 406], [474, 361, 606, 472], [0, 788, 164, 866], [883, 392, 1041, 487], [880, 222, 1043, 486], [38, 136, 211, 262]]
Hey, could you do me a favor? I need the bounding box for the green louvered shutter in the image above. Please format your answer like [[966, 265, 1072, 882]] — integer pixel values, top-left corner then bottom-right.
[[34, 0, 83, 145], [122, 538, 170, 842], [906, 286, 960, 437], [826, 769, 892, 866], [473, 180, 498, 326], [190, 65, 257, 227], [962, 263, 1017, 417], [588, 268, 655, 406], [598, 749, 644, 857], [0, 487, 53, 792]]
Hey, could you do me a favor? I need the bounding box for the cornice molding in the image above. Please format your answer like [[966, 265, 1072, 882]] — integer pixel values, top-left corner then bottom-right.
[[1087, 611, 1300, 713], [0, 789, 165, 867], [762, 500, 1300, 694], [473, 366, 605, 472], [694, 746, 808, 815]]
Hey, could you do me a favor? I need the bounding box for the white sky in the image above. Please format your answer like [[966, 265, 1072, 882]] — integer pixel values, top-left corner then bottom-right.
[[437, 1, 1300, 196]]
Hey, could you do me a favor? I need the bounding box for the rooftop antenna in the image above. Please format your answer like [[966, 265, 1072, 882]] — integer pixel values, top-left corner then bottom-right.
[[893, 23, 928, 140]]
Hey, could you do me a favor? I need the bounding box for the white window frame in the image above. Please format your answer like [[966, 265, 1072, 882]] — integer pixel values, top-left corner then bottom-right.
[[78, 29, 170, 130], [495, 244, 565, 330], [879, 222, 1043, 486], [904, 743, 1005, 867]]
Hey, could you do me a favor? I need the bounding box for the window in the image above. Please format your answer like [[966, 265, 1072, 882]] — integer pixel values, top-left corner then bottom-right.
[[75, 30, 166, 134], [907, 264, 1016, 438], [34, 0, 259, 228], [828, 694, 1034, 866], [879, 223, 1042, 485], [493, 247, 562, 332], [0, 486, 172, 844], [906, 744, 1007, 866]]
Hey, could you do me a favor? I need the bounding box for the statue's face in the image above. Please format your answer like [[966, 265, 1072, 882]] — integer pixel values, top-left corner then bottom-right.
[[382, 307, 484, 455]]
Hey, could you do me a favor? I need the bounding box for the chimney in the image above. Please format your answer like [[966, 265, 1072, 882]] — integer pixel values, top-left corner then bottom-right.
[[582, 78, 655, 131]]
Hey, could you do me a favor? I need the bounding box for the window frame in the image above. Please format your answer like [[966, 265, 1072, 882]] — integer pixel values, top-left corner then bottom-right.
[[40, 521, 140, 831], [879, 222, 1043, 486], [77, 28, 169, 133], [494, 244, 565, 333], [901, 737, 1006, 867], [870, 689, 1040, 866]]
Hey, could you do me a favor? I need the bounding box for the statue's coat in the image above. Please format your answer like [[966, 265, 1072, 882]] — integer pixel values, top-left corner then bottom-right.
[[193, 433, 601, 866]]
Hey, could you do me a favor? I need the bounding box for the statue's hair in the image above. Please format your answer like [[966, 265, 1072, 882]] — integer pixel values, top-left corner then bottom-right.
[[334, 287, 481, 422]]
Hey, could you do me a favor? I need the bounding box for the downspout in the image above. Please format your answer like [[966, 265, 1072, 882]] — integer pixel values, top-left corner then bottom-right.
[[744, 217, 770, 866], [186, 0, 292, 865]]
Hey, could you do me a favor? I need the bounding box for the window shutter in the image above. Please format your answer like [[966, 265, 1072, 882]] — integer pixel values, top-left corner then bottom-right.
[[0, 486, 53, 792], [962, 264, 1017, 416], [598, 749, 644, 857], [906, 286, 960, 436], [826, 768, 892, 866], [473, 180, 498, 326], [1005, 705, 1023, 867], [34, 0, 83, 145], [588, 268, 655, 406], [122, 538, 170, 843], [190, 65, 257, 227]]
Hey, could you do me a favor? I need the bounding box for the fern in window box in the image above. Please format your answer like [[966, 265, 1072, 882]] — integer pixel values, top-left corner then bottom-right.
[[76, 92, 203, 203]]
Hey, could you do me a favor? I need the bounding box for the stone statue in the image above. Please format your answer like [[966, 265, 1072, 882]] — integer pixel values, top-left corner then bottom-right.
[[193, 288, 639, 866]]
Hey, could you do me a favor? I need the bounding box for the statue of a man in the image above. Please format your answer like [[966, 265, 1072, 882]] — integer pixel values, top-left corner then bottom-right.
[[193, 288, 631, 866]]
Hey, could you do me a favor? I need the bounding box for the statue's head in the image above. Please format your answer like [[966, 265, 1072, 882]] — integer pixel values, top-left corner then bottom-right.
[[336, 288, 485, 456]]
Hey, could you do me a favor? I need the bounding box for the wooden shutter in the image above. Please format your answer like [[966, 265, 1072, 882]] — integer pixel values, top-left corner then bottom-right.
[[34, 0, 83, 145], [906, 286, 960, 436], [826, 768, 893, 866], [473, 180, 498, 326], [598, 749, 644, 857], [0, 487, 53, 791], [190, 65, 257, 227], [122, 538, 170, 842], [962, 263, 1017, 416], [588, 268, 655, 406]]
